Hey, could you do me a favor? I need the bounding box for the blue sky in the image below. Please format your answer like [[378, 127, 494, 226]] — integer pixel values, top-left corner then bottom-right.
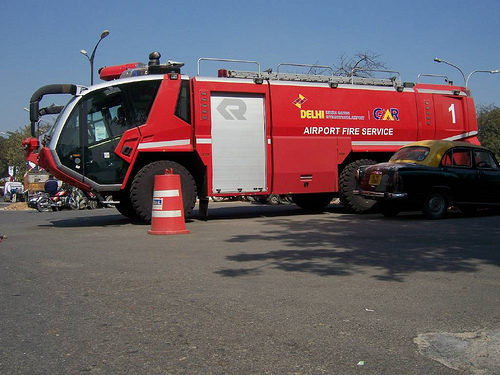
[[1, 0, 499, 134]]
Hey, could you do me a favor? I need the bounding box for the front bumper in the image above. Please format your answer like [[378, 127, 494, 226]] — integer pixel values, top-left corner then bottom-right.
[[353, 189, 408, 200]]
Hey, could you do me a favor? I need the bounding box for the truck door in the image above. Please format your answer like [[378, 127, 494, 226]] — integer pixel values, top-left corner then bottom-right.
[[210, 93, 267, 193], [55, 81, 160, 187], [433, 95, 467, 140]]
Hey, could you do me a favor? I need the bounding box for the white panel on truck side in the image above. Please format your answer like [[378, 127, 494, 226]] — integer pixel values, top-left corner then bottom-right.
[[211, 94, 267, 193]]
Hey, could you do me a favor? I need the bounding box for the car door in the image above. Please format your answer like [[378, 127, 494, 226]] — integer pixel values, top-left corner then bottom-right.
[[473, 149, 500, 203], [441, 147, 479, 203]]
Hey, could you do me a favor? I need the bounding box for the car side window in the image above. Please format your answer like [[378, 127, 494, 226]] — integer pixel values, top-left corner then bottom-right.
[[442, 149, 472, 168], [474, 150, 499, 170], [442, 152, 453, 166]]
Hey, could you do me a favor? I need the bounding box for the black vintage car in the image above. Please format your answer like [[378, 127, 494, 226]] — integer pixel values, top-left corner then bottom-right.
[[354, 140, 500, 219]]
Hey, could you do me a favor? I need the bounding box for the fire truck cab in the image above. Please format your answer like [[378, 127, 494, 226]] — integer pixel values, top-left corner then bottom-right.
[[24, 52, 479, 221]]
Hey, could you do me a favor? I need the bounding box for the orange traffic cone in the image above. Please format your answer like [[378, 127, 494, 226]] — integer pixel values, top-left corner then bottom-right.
[[148, 169, 190, 235]]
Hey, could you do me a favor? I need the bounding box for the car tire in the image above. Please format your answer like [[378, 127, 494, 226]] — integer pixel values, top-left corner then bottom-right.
[[340, 159, 377, 213], [422, 190, 448, 220], [130, 160, 197, 223]]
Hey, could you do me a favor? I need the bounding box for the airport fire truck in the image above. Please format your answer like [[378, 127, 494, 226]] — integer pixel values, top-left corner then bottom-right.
[[23, 52, 479, 221]]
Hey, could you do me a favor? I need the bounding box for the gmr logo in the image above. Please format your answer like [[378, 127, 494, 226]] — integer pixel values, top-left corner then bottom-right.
[[373, 108, 400, 121], [216, 99, 247, 120]]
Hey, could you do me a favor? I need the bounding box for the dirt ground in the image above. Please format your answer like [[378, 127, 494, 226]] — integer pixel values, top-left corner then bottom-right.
[[1, 202, 34, 211]]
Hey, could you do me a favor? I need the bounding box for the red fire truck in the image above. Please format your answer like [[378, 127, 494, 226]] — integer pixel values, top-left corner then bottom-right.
[[23, 52, 479, 221]]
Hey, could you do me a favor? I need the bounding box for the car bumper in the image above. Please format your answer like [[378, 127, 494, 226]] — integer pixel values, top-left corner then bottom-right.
[[353, 189, 408, 199]]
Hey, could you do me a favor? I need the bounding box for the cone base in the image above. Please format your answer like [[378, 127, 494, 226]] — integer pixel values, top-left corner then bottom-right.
[[148, 229, 190, 235]]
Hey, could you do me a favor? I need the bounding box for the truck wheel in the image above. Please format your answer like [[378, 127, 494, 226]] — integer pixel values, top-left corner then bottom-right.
[[292, 193, 334, 210], [131, 160, 197, 222], [422, 190, 448, 220], [339, 159, 377, 213], [115, 191, 140, 220]]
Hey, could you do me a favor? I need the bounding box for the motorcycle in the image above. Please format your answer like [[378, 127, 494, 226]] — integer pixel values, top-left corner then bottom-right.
[[28, 192, 46, 209], [36, 185, 79, 212]]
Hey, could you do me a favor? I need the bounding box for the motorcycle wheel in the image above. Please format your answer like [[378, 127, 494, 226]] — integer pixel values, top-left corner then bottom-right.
[[68, 196, 79, 210], [36, 197, 52, 212]]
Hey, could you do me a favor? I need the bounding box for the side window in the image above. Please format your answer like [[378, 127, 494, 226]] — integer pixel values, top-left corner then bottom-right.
[[474, 150, 499, 169], [87, 110, 111, 144], [56, 105, 81, 171], [84, 80, 161, 146], [452, 149, 472, 167], [442, 152, 453, 166], [441, 149, 472, 167], [175, 79, 191, 124]]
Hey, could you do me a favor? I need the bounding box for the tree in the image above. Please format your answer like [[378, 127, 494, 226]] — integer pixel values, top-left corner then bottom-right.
[[477, 105, 500, 159], [333, 51, 390, 77], [0, 123, 51, 182], [304, 51, 389, 79], [0, 125, 32, 181]]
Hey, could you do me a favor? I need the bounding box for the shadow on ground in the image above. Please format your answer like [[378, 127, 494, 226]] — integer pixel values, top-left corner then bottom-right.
[[215, 208, 500, 282]]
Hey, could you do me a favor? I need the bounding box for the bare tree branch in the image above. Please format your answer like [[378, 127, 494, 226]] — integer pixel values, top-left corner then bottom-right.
[[333, 51, 389, 77]]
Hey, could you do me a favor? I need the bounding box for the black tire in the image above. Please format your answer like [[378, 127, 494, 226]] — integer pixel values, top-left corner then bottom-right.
[[292, 193, 334, 210], [130, 160, 197, 222], [422, 190, 448, 220], [339, 159, 377, 213], [36, 197, 51, 212], [115, 192, 140, 220]]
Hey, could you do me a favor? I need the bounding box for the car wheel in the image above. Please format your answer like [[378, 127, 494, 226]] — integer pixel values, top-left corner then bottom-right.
[[422, 190, 448, 220]]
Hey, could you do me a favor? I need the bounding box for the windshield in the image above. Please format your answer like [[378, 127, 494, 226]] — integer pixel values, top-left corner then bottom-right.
[[42, 96, 79, 146], [390, 146, 430, 162]]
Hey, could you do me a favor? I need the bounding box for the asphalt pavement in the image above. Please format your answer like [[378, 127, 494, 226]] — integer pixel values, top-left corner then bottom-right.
[[0, 202, 499, 374]]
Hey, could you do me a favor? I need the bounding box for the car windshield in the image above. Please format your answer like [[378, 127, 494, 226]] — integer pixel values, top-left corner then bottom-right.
[[390, 146, 430, 162]]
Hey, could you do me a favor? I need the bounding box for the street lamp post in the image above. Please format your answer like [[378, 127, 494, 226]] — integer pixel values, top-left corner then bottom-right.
[[465, 69, 500, 87], [80, 30, 110, 85], [434, 58, 467, 86]]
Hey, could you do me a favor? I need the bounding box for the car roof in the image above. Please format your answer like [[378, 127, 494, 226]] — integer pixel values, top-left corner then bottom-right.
[[393, 140, 487, 167]]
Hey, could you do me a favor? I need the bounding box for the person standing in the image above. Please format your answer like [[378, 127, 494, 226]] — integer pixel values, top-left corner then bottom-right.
[[44, 175, 58, 195]]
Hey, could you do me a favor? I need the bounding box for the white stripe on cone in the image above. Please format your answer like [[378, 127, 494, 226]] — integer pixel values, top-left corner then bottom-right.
[[152, 210, 182, 218], [153, 190, 179, 197]]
